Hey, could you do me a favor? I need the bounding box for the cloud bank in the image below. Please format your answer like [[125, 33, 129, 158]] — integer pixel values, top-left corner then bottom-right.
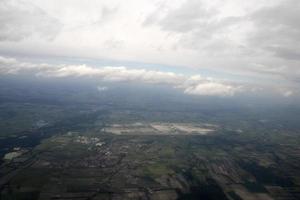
[[0, 56, 240, 97], [184, 82, 240, 97]]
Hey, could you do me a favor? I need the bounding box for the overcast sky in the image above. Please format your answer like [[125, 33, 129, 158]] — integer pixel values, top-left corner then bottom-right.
[[0, 0, 299, 97]]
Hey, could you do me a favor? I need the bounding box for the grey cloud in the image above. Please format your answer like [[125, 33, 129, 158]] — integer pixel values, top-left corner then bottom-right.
[[237, 0, 300, 82], [0, 55, 242, 97], [271, 47, 300, 61], [249, 0, 300, 60], [1, 0, 299, 95], [83, 5, 118, 28], [99, 6, 118, 22], [0, 0, 62, 41], [143, 0, 300, 84], [144, 0, 230, 36], [146, 0, 300, 58], [143, 0, 244, 56], [157, 0, 217, 33]]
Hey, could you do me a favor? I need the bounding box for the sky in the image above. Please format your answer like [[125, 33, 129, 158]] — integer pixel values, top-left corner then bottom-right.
[[0, 0, 299, 97]]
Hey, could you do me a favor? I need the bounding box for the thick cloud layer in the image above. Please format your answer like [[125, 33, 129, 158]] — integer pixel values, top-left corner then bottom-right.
[[0, 0, 299, 92], [0, 0, 62, 41], [0, 55, 297, 98]]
